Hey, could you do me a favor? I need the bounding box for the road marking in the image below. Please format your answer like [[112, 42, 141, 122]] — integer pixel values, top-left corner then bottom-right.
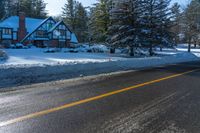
[[0, 69, 199, 127]]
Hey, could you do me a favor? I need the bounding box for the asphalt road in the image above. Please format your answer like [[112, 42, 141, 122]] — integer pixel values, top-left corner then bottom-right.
[[0, 61, 200, 133]]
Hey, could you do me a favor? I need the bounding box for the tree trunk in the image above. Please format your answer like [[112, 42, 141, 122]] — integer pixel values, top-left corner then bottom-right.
[[194, 42, 197, 48], [129, 46, 134, 56], [110, 48, 115, 54], [160, 46, 163, 52], [149, 44, 153, 56], [188, 39, 191, 53]]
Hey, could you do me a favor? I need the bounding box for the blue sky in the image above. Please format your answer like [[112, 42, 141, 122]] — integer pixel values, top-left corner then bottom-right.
[[45, 0, 188, 16]]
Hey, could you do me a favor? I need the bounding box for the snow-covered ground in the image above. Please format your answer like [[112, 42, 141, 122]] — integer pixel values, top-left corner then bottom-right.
[[1, 48, 122, 67], [176, 44, 200, 57], [0, 44, 200, 89], [1, 45, 199, 68]]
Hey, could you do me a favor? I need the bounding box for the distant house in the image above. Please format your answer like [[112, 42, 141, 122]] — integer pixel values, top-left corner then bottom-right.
[[0, 12, 78, 48]]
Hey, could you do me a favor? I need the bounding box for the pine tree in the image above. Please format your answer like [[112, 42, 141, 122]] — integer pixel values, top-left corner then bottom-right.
[[20, 0, 33, 17], [62, 0, 89, 43], [75, 2, 88, 42], [32, 0, 47, 18], [3, 0, 17, 17], [170, 3, 181, 44], [3, 0, 47, 19], [138, 0, 172, 55], [0, 0, 6, 20], [107, 0, 173, 56], [89, 0, 110, 43], [62, 0, 77, 31], [108, 0, 145, 55], [183, 0, 200, 52]]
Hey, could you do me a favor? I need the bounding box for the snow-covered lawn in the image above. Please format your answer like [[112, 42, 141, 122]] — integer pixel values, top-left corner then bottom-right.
[[1, 45, 200, 67], [1, 48, 123, 67], [0, 45, 200, 89], [176, 45, 200, 57]]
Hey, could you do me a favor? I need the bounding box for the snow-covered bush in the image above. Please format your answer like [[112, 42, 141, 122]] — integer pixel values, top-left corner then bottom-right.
[[27, 44, 36, 48], [120, 48, 129, 54], [70, 43, 81, 48], [76, 44, 91, 52], [0, 50, 8, 61], [64, 44, 109, 53], [44, 48, 61, 53], [16, 43, 29, 49], [10, 43, 29, 49], [10, 44, 16, 49], [90, 44, 109, 53]]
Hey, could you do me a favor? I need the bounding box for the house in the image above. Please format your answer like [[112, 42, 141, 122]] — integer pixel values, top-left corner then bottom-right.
[[0, 12, 78, 48]]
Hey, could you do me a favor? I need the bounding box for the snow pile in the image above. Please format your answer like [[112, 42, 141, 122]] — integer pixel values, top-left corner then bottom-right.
[[68, 44, 109, 53], [90, 44, 109, 53], [0, 50, 8, 61]]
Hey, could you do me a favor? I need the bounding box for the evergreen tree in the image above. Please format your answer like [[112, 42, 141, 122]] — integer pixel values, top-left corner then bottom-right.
[[3, 0, 47, 19], [3, 0, 17, 17], [62, 0, 77, 31], [170, 3, 182, 44], [107, 0, 173, 56], [183, 0, 200, 52], [140, 0, 172, 55], [0, 0, 6, 20], [108, 0, 147, 55], [89, 0, 110, 43], [75, 2, 88, 42], [62, 0, 89, 43], [32, 0, 47, 18], [19, 0, 33, 17]]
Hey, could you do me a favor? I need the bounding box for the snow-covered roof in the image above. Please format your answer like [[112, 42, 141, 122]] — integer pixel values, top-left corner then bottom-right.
[[0, 16, 44, 33], [21, 17, 54, 42], [0, 16, 78, 43]]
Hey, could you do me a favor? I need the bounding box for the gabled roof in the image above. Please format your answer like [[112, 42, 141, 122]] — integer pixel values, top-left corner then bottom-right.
[[48, 21, 72, 33], [0, 16, 44, 33], [0, 16, 78, 43], [21, 17, 56, 42], [48, 21, 78, 43]]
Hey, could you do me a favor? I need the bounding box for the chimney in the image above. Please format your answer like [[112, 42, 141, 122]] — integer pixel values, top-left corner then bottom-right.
[[18, 12, 27, 42]]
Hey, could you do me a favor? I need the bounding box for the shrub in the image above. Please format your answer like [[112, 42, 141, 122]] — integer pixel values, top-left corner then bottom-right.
[[0, 50, 8, 61]]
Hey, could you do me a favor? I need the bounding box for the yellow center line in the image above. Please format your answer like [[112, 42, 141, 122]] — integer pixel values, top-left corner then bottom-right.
[[0, 69, 199, 127]]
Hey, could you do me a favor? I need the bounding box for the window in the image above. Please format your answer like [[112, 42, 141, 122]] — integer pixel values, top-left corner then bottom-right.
[[47, 23, 53, 29], [36, 30, 45, 37], [59, 30, 65, 36], [3, 29, 12, 35]]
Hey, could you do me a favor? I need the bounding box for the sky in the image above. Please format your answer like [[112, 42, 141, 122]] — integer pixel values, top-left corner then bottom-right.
[[44, 0, 188, 16]]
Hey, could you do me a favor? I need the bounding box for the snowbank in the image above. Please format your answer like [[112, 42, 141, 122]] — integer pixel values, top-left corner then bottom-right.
[[0, 47, 199, 89]]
